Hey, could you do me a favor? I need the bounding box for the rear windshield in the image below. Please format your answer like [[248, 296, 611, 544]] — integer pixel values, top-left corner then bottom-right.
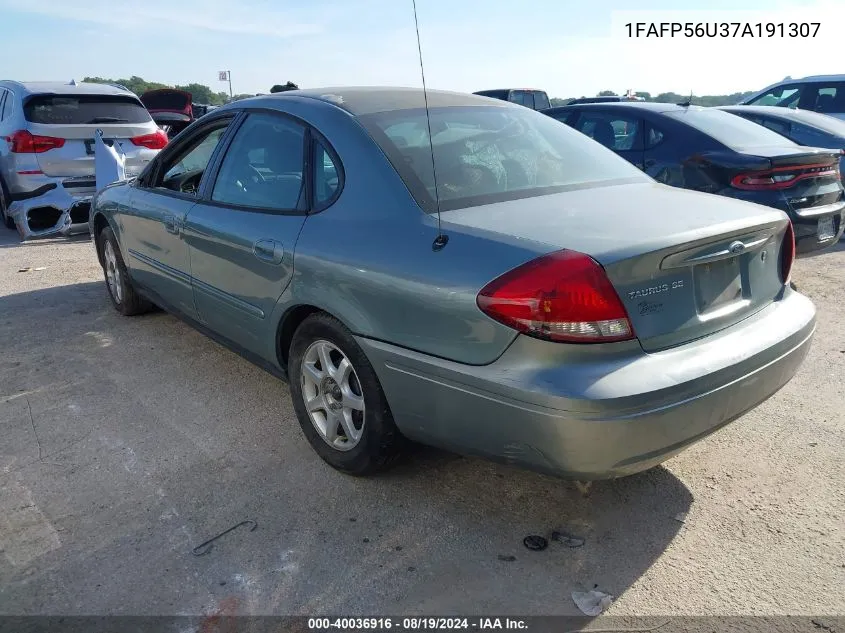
[[23, 95, 152, 125], [772, 108, 845, 136], [665, 108, 796, 150], [533, 92, 551, 110], [141, 91, 191, 112], [358, 104, 648, 212]]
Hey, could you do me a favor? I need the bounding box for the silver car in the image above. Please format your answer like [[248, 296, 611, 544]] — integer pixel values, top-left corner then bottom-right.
[[0, 80, 166, 239], [740, 74, 845, 121], [90, 88, 816, 480]]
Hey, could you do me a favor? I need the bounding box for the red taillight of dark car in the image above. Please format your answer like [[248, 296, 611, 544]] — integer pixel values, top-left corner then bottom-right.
[[130, 129, 168, 150], [477, 250, 634, 343], [6, 130, 65, 153], [731, 162, 839, 190], [780, 222, 796, 284]]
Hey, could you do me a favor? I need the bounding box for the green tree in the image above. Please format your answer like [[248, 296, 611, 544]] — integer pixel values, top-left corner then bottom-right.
[[597, 90, 617, 97]]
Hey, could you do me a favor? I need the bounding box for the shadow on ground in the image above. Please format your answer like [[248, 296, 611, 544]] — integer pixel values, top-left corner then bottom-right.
[[0, 282, 692, 616]]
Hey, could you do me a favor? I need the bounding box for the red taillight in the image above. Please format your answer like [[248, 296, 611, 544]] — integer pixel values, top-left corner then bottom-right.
[[477, 250, 634, 343], [5, 130, 65, 153], [130, 129, 168, 150], [781, 222, 796, 284], [731, 162, 839, 190]]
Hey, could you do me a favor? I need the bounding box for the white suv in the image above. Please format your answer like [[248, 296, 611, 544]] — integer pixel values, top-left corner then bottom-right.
[[0, 80, 167, 239], [739, 74, 845, 121]]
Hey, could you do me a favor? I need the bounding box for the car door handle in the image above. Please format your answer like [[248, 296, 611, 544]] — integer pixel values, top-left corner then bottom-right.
[[253, 239, 284, 265], [163, 214, 181, 235], [645, 159, 657, 168]]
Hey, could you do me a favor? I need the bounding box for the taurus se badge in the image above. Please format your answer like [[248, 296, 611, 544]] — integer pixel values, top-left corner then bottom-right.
[[628, 279, 684, 300]]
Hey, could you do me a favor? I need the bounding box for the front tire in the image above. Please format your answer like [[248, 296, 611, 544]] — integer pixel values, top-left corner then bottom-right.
[[288, 313, 404, 475], [97, 226, 152, 316]]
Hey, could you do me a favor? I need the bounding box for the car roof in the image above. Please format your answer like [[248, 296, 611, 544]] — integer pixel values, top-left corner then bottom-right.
[[563, 101, 699, 113], [717, 105, 845, 135], [785, 74, 845, 83], [222, 87, 513, 116], [0, 80, 135, 98]]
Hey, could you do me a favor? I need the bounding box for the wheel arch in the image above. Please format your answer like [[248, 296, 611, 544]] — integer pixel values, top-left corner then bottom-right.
[[275, 304, 361, 372], [91, 211, 117, 267]]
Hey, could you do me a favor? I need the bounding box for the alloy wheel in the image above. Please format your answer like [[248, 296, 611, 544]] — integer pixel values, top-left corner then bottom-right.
[[103, 240, 123, 304], [300, 339, 366, 451]]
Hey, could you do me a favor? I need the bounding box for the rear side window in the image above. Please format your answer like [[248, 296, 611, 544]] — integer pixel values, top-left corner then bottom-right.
[[798, 83, 845, 114], [313, 140, 341, 208], [575, 111, 642, 151], [533, 92, 551, 110], [0, 90, 8, 121], [507, 91, 528, 107], [665, 108, 796, 150], [646, 125, 665, 148], [23, 94, 153, 125]]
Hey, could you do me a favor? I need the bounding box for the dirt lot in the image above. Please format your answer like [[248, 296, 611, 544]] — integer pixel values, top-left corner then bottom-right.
[[0, 228, 843, 617]]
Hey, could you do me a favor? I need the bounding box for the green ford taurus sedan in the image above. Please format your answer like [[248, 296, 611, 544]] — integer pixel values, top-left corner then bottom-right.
[[89, 87, 815, 480]]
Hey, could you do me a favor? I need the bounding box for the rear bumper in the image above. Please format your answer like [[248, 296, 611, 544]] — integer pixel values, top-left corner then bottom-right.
[[358, 289, 815, 480], [791, 202, 845, 256], [7, 177, 95, 240]]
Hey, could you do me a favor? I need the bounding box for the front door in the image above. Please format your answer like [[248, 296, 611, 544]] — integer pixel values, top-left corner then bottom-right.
[[184, 111, 321, 358], [122, 116, 234, 318]]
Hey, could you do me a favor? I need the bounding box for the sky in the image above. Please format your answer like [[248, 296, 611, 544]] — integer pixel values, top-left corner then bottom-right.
[[0, 0, 842, 99]]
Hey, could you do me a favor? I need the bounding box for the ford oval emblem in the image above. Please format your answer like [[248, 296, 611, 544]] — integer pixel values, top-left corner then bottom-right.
[[729, 241, 746, 254]]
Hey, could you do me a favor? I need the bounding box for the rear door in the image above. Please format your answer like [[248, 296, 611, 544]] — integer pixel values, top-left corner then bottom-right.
[[797, 81, 845, 117], [572, 109, 645, 168], [184, 110, 327, 357], [23, 93, 160, 177]]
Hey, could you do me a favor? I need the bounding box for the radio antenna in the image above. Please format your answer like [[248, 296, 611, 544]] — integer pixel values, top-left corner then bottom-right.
[[411, 0, 447, 251]]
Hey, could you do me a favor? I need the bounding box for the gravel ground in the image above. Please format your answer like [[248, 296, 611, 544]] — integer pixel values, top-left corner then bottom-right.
[[0, 228, 842, 618]]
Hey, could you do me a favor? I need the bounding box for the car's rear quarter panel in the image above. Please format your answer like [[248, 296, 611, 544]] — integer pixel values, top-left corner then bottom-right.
[[268, 98, 542, 367]]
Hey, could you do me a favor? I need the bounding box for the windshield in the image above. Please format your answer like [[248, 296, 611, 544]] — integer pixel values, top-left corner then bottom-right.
[[665, 108, 797, 151], [358, 105, 648, 212], [23, 94, 153, 125]]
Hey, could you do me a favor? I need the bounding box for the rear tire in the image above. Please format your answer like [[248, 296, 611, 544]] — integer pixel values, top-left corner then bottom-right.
[[288, 313, 404, 475], [97, 226, 152, 316], [0, 182, 14, 230]]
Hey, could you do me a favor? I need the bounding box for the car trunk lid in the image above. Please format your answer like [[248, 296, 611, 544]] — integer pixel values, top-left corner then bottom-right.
[[444, 181, 790, 352]]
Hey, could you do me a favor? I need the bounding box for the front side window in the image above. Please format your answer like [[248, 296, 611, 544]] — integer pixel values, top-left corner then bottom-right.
[[747, 85, 802, 108], [152, 121, 230, 195], [358, 104, 648, 213], [211, 112, 305, 211]]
